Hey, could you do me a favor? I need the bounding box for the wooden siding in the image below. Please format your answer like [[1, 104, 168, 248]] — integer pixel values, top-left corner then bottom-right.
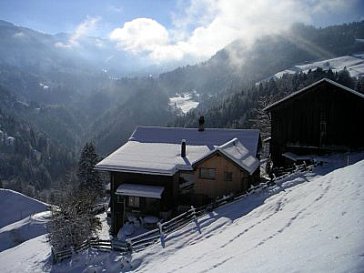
[[193, 153, 251, 200], [110, 172, 178, 234], [270, 81, 364, 165]]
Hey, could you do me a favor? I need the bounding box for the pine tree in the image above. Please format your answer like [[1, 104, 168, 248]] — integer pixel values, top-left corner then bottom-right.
[[77, 142, 102, 198]]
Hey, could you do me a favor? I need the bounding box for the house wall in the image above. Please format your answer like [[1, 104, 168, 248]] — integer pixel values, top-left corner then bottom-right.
[[110, 171, 178, 235], [270, 81, 364, 165], [193, 153, 252, 201]]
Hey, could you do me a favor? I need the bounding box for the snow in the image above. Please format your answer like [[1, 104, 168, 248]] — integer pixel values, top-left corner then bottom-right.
[[218, 138, 260, 174], [274, 54, 364, 79], [0, 211, 50, 252], [130, 155, 364, 273], [1, 153, 364, 273], [0, 235, 51, 273], [0, 189, 49, 229], [116, 184, 164, 199], [0, 190, 50, 252], [169, 92, 199, 114], [39, 83, 49, 90], [96, 127, 260, 175]]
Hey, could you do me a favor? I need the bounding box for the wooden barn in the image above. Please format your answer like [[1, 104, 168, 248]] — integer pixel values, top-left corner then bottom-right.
[[264, 78, 364, 166], [96, 122, 261, 235]]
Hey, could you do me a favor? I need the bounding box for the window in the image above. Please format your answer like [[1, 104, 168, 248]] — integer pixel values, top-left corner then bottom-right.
[[128, 196, 140, 208], [199, 168, 216, 180], [224, 171, 233, 181]]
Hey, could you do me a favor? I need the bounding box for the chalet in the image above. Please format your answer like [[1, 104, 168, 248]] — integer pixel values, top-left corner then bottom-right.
[[96, 120, 261, 235], [264, 78, 364, 166]]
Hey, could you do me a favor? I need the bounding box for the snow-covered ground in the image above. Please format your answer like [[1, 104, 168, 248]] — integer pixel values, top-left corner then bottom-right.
[[0, 211, 50, 252], [274, 54, 364, 79], [0, 189, 50, 253], [169, 92, 199, 114], [0, 189, 49, 229], [0, 153, 363, 273]]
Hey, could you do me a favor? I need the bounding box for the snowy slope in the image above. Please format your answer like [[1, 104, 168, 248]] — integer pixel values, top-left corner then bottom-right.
[[0, 211, 50, 252], [169, 92, 199, 114], [0, 189, 49, 229], [0, 156, 363, 273], [274, 54, 364, 79], [132, 157, 364, 273], [0, 234, 50, 273]]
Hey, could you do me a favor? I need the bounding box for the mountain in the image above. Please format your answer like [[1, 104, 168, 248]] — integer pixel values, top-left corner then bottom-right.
[[0, 85, 77, 198], [0, 19, 363, 199], [159, 21, 364, 97]]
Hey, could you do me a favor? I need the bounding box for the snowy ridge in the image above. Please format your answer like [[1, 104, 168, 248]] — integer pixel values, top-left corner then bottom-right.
[[0, 189, 49, 229], [0, 211, 50, 252], [0, 189, 50, 253], [273, 54, 364, 79]]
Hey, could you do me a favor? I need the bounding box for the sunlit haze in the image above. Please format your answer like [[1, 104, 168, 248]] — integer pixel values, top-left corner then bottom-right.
[[0, 0, 363, 65]]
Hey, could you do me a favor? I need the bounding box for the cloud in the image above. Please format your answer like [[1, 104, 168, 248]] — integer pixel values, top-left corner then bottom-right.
[[109, 0, 355, 64], [55, 16, 100, 48], [110, 18, 169, 53], [13, 32, 25, 38]]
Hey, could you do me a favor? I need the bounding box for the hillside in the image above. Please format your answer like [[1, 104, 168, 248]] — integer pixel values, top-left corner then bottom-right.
[[159, 22, 364, 97], [0, 189, 50, 252], [0, 189, 48, 229], [131, 156, 364, 273], [0, 20, 364, 199], [0, 154, 363, 273]]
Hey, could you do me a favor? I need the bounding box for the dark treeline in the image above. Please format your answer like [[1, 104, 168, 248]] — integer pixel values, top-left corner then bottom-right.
[[172, 68, 363, 135]]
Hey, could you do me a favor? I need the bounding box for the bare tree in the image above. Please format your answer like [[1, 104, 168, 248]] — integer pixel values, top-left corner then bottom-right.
[[47, 190, 101, 251], [250, 95, 275, 141]]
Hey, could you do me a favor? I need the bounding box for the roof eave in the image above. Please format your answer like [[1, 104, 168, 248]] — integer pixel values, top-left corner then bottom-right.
[[264, 78, 364, 112], [95, 164, 176, 176]]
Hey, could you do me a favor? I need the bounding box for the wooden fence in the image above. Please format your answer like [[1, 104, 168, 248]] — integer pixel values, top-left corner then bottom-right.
[[52, 167, 312, 264], [52, 206, 201, 262]]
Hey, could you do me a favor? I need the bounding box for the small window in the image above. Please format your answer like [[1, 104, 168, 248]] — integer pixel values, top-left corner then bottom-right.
[[224, 171, 233, 181], [199, 168, 216, 180], [128, 196, 140, 208]]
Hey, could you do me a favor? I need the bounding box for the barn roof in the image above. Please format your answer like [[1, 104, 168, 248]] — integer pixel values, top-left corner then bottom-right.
[[264, 78, 364, 112], [95, 127, 260, 176]]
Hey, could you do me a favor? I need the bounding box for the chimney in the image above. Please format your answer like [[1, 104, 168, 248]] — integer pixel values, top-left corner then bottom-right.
[[198, 115, 205, 131], [181, 139, 186, 157]]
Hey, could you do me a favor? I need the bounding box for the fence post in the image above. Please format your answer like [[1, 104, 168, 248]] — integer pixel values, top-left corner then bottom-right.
[[191, 206, 201, 234], [157, 222, 165, 248], [157, 222, 166, 248]]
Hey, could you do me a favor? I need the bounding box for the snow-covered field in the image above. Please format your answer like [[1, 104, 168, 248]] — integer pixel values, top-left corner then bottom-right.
[[0, 189, 48, 229], [0, 189, 50, 253], [274, 54, 364, 79], [169, 92, 199, 114], [0, 153, 363, 273]]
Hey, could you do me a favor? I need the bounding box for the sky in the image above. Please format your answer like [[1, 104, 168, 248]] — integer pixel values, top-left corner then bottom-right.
[[0, 0, 363, 64]]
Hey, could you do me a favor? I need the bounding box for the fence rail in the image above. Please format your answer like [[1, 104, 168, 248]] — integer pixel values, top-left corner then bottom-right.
[[52, 206, 201, 263], [53, 168, 312, 264]]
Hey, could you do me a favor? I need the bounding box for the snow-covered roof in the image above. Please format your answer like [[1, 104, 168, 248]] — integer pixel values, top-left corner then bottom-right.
[[217, 138, 260, 175], [96, 127, 260, 175], [264, 78, 364, 112], [129, 127, 260, 154], [116, 184, 164, 199]]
